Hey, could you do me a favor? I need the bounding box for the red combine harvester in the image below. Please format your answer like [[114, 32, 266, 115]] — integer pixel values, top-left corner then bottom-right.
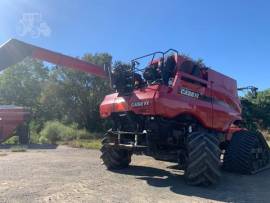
[[0, 39, 269, 186]]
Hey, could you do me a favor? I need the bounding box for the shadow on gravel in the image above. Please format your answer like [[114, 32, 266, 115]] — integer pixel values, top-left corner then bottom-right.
[[0, 144, 58, 149], [113, 165, 270, 202]]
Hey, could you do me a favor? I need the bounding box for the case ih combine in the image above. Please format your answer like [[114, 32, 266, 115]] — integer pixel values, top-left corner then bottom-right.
[[0, 39, 269, 186]]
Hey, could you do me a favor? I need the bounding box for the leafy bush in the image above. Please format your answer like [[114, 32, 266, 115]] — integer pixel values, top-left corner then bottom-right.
[[76, 129, 96, 140], [39, 121, 69, 144], [59, 126, 77, 141], [38, 136, 49, 144], [3, 136, 19, 144], [30, 127, 41, 144], [39, 121, 92, 144]]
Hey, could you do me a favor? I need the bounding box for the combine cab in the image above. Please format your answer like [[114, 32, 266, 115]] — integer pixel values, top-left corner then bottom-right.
[[0, 39, 269, 186]]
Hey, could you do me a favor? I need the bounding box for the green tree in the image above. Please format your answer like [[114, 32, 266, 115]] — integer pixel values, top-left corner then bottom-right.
[[252, 89, 270, 129], [242, 89, 270, 131], [0, 58, 48, 113], [41, 53, 112, 132]]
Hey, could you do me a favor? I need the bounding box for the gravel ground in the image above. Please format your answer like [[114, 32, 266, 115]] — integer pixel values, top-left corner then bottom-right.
[[0, 145, 269, 203]]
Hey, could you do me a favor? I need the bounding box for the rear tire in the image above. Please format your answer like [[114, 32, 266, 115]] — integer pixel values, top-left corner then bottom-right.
[[223, 130, 269, 174], [100, 137, 132, 170], [185, 131, 221, 186]]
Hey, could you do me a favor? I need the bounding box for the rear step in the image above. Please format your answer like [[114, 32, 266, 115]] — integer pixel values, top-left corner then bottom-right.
[[107, 129, 148, 150]]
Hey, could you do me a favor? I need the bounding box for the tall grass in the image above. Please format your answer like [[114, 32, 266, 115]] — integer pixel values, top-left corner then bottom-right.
[[39, 121, 98, 144], [67, 139, 101, 149]]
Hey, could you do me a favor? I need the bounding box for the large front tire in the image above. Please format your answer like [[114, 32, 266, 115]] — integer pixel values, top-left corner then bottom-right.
[[185, 131, 221, 186], [100, 137, 132, 170]]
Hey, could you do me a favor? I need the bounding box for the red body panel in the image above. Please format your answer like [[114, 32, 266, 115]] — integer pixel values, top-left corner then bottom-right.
[[0, 106, 29, 142], [100, 56, 242, 132], [100, 85, 159, 118]]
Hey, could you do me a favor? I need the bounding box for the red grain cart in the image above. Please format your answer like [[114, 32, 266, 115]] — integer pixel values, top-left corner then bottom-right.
[[0, 105, 29, 144]]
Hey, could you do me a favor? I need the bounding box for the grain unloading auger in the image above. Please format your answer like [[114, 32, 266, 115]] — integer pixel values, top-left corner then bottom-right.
[[0, 39, 108, 77], [0, 38, 269, 186], [0, 39, 108, 144]]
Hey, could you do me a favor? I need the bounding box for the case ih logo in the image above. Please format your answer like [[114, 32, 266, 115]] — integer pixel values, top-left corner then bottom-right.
[[179, 88, 200, 99], [131, 100, 150, 107]]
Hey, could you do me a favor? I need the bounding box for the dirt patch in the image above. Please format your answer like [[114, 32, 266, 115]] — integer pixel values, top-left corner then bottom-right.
[[0, 146, 269, 202]]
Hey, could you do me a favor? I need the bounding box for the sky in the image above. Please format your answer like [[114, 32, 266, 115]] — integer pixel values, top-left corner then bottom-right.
[[0, 0, 269, 90]]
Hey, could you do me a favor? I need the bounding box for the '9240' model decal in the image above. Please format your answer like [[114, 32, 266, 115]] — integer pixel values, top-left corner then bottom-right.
[[179, 88, 200, 99]]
